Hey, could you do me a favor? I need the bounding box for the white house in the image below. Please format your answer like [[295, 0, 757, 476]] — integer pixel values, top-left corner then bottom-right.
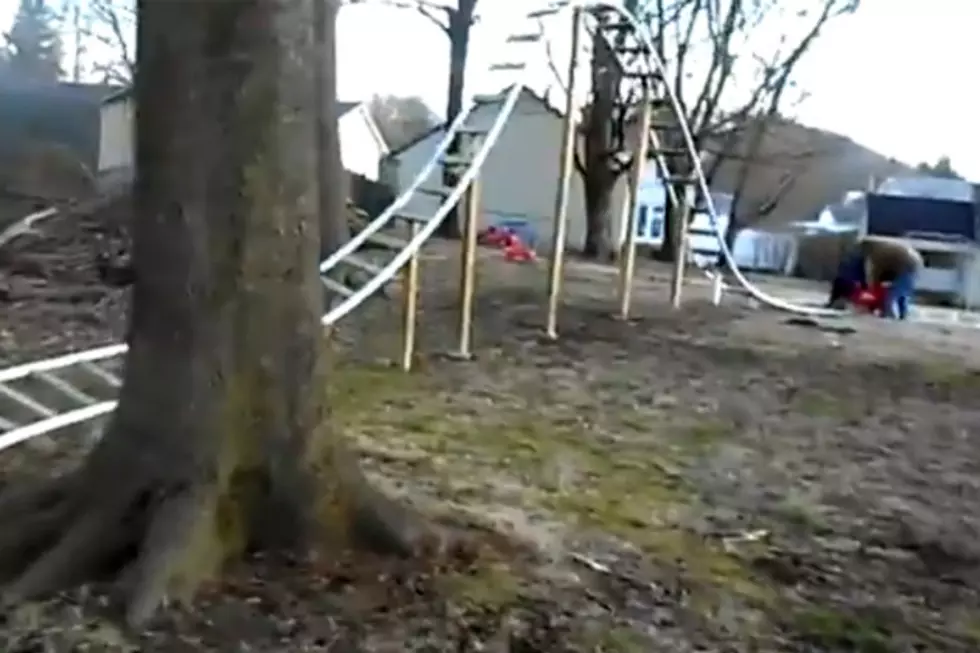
[[620, 168, 734, 267], [382, 88, 633, 252], [97, 91, 389, 181]]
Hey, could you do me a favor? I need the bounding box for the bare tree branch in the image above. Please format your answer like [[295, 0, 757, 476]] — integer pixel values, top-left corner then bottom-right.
[[344, 0, 473, 34], [85, 0, 135, 81]]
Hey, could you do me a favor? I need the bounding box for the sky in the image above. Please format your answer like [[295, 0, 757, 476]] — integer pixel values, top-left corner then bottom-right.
[[2, 0, 977, 180], [336, 0, 979, 180]]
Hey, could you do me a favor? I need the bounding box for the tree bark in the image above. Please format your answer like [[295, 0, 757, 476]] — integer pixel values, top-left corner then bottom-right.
[[435, 0, 476, 240], [583, 166, 616, 260], [653, 125, 692, 264], [0, 0, 426, 626], [315, 0, 352, 259], [654, 183, 684, 263], [581, 23, 622, 261]]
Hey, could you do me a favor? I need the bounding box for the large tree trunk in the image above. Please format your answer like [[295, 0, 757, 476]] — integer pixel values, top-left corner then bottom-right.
[[581, 25, 620, 261], [583, 167, 616, 260], [435, 1, 476, 240], [0, 0, 426, 626], [316, 0, 352, 259], [653, 134, 692, 263], [655, 187, 682, 263]]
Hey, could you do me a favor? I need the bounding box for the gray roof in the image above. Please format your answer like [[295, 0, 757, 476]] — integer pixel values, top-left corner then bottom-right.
[[336, 101, 359, 116], [875, 175, 973, 203], [825, 192, 866, 225], [104, 87, 362, 118]]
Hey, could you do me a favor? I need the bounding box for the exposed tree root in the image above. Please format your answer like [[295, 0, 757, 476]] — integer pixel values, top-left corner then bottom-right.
[[0, 459, 434, 627], [0, 473, 75, 523]]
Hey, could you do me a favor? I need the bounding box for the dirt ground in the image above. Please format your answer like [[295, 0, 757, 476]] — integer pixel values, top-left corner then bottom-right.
[[2, 235, 980, 652]]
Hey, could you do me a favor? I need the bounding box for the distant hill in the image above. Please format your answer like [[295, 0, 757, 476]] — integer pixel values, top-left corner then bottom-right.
[[706, 118, 915, 228]]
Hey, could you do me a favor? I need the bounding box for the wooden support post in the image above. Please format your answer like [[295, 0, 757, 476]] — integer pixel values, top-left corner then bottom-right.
[[544, 7, 582, 340], [669, 184, 694, 309], [616, 82, 653, 320], [451, 174, 480, 360], [400, 220, 421, 371]]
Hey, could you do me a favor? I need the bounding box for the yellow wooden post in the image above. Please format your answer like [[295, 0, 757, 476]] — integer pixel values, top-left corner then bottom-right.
[[544, 7, 583, 339], [616, 82, 653, 320]]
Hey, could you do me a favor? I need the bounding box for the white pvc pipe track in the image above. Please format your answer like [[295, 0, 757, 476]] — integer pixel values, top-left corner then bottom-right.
[[0, 0, 843, 451], [0, 6, 537, 449], [583, 0, 841, 317]]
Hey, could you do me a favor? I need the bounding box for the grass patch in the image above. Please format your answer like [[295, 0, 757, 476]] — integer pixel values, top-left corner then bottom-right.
[[773, 495, 833, 535], [438, 560, 526, 611], [584, 626, 651, 652], [789, 389, 869, 425], [332, 361, 774, 622], [675, 419, 733, 453], [919, 361, 980, 391], [790, 606, 895, 653]]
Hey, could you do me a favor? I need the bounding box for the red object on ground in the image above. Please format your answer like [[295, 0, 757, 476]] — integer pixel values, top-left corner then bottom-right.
[[477, 226, 498, 246], [850, 283, 887, 313], [478, 226, 515, 248], [503, 238, 536, 263]]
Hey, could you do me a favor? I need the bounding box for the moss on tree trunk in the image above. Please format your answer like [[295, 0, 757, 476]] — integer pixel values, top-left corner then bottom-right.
[[0, 0, 427, 626]]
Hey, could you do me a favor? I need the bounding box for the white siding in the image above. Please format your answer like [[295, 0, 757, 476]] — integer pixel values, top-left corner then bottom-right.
[[338, 105, 385, 181], [391, 94, 629, 253], [731, 228, 798, 274], [962, 254, 980, 308], [98, 97, 134, 172]]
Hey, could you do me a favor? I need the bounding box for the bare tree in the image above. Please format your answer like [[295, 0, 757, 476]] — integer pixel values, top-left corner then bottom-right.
[[547, 0, 859, 260], [369, 94, 439, 151], [581, 4, 643, 260], [62, 0, 92, 81], [0, 0, 427, 625], [82, 0, 135, 83], [347, 0, 478, 238]]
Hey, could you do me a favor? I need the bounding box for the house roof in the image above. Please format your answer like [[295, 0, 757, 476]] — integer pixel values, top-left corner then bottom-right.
[[826, 192, 866, 225], [0, 79, 115, 168], [386, 86, 560, 158], [337, 101, 360, 117], [103, 86, 364, 119], [0, 78, 119, 103], [875, 175, 973, 203]]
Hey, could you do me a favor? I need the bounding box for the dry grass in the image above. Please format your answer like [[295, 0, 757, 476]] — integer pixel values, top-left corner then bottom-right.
[[3, 245, 980, 651]]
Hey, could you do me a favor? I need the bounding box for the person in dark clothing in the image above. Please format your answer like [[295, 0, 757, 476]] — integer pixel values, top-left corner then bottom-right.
[[826, 237, 923, 319], [826, 249, 867, 309]]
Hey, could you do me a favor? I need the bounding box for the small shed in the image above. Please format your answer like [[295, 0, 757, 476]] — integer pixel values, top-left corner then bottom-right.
[[731, 228, 798, 274]]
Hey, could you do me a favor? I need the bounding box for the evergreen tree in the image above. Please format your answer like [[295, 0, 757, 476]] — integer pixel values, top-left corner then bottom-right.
[[3, 0, 64, 82]]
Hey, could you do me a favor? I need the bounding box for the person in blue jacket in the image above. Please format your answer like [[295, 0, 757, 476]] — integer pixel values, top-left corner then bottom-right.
[[826, 236, 923, 319]]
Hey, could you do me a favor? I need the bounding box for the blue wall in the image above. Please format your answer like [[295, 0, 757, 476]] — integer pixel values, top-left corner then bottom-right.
[[866, 193, 977, 242]]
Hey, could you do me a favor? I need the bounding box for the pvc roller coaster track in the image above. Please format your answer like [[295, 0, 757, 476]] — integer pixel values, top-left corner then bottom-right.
[[0, 0, 838, 454]]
